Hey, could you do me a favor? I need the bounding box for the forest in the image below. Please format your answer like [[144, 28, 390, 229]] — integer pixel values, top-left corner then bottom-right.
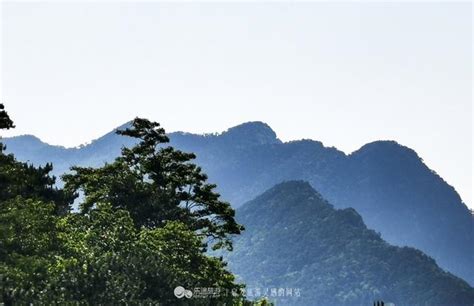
[[0, 104, 271, 305], [1, 103, 473, 305]]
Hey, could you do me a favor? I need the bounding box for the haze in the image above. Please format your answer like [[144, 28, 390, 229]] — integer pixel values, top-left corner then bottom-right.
[[1, 2, 472, 207]]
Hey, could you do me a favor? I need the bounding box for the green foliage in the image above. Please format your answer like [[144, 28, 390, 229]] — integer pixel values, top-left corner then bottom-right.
[[0, 197, 59, 304], [0, 103, 14, 131], [64, 118, 243, 251], [0, 104, 71, 214], [0, 111, 245, 304], [228, 181, 474, 305], [0, 200, 245, 304], [0, 103, 14, 154], [0, 154, 72, 214], [6, 121, 472, 285], [49, 204, 244, 304]]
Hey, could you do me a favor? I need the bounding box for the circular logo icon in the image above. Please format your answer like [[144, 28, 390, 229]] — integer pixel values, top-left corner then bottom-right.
[[174, 286, 185, 298], [184, 289, 193, 299]]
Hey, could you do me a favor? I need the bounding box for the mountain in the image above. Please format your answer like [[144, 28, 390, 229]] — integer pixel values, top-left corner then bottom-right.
[[226, 181, 474, 305], [2, 121, 473, 285], [1, 122, 136, 179]]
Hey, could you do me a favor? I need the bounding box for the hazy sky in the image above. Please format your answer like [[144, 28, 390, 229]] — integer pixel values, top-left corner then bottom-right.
[[1, 2, 472, 207]]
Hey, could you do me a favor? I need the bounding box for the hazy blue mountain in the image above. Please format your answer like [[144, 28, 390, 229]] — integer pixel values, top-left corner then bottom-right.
[[1, 122, 136, 178], [226, 181, 474, 305], [2, 121, 473, 285]]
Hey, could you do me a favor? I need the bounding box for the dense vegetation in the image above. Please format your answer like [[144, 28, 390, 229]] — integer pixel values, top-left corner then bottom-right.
[[0, 105, 259, 304], [7, 121, 471, 285], [226, 181, 474, 305]]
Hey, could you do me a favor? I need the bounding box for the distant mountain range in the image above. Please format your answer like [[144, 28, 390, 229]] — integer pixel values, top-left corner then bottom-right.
[[3, 121, 473, 286], [226, 181, 474, 305]]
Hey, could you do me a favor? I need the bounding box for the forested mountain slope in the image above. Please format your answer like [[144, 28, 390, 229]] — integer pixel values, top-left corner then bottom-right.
[[4, 121, 473, 285], [226, 181, 474, 305]]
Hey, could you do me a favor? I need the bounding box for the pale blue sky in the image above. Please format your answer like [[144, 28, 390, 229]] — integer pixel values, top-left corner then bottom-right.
[[1, 2, 472, 207]]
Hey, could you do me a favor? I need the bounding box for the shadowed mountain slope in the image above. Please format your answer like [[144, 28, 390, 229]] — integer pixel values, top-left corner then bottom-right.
[[226, 181, 474, 306], [3, 121, 473, 285]]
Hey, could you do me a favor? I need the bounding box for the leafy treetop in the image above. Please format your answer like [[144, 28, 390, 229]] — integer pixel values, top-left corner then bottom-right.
[[0, 103, 14, 131], [0, 104, 71, 214], [64, 118, 244, 250], [0, 112, 249, 304]]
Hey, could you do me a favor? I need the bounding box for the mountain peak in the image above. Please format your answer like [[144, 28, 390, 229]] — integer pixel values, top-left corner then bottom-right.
[[229, 182, 474, 305], [263, 180, 315, 195], [2, 134, 54, 150], [349, 140, 426, 176], [239, 180, 332, 219], [220, 121, 281, 146], [351, 140, 420, 159], [4, 134, 43, 143]]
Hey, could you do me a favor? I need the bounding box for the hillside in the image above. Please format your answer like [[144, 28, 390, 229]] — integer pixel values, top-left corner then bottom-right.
[[227, 181, 474, 305], [3, 121, 473, 285]]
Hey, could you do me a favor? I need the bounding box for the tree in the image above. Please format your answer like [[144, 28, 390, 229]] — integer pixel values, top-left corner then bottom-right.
[[0, 103, 14, 131], [0, 103, 14, 154], [0, 197, 59, 304], [0, 156, 72, 214], [0, 104, 71, 214], [0, 113, 248, 304], [0, 201, 246, 305], [64, 118, 244, 251]]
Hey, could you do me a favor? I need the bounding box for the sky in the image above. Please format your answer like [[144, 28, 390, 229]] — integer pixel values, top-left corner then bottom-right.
[[0, 2, 472, 208]]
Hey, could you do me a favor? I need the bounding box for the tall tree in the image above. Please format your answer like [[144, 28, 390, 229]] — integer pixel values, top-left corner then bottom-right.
[[64, 118, 244, 250], [0, 113, 248, 304]]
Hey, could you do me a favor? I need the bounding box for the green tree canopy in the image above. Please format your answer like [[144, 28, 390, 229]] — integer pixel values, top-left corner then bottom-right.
[[0, 199, 247, 305], [0, 104, 71, 214], [0, 104, 14, 131], [0, 156, 71, 214], [64, 118, 243, 250], [0, 111, 248, 304], [0, 197, 59, 304]]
